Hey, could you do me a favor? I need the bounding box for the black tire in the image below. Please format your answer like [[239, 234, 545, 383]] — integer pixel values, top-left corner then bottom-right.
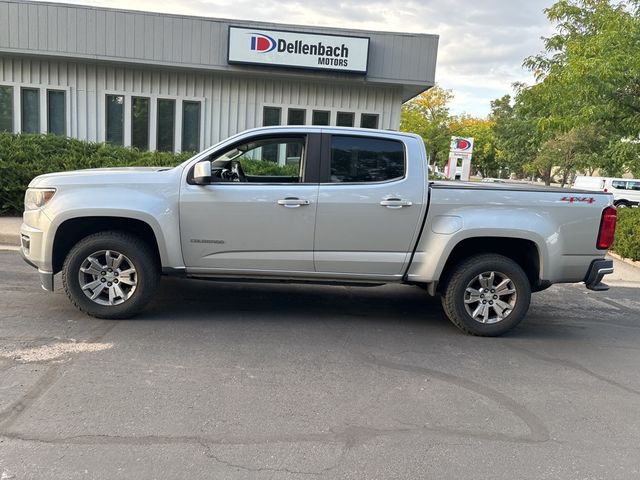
[[62, 231, 159, 319], [614, 200, 630, 208], [440, 254, 531, 336]]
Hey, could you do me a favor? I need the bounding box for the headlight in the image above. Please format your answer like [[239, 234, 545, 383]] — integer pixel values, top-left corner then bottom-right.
[[24, 188, 56, 211]]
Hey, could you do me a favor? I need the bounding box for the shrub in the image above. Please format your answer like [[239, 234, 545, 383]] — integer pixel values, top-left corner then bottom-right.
[[0, 133, 193, 215], [611, 208, 640, 261], [240, 157, 299, 177]]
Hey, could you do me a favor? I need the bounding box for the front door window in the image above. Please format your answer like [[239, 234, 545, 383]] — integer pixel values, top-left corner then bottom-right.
[[209, 137, 305, 183]]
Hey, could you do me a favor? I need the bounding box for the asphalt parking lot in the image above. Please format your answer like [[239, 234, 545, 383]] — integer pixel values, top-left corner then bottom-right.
[[1, 250, 640, 479]]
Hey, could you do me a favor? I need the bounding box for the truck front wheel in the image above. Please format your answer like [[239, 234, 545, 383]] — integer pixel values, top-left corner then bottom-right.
[[441, 254, 531, 336], [62, 231, 159, 319]]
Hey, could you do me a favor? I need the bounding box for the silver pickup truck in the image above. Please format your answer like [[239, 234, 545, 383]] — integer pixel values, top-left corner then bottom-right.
[[20, 126, 617, 336]]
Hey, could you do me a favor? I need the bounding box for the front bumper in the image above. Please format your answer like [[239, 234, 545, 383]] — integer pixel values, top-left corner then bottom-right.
[[20, 246, 54, 291], [584, 259, 614, 291], [20, 212, 55, 292]]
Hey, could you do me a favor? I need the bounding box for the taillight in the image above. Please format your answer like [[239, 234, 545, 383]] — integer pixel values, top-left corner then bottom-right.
[[597, 206, 617, 249]]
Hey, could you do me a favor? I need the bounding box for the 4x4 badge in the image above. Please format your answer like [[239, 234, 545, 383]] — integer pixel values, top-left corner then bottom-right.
[[560, 196, 595, 204]]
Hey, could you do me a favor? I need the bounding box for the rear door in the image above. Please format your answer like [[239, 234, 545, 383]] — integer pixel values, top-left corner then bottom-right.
[[313, 132, 428, 277]]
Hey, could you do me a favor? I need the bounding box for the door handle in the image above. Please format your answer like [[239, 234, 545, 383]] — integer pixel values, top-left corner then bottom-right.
[[380, 198, 412, 209], [277, 198, 310, 208]]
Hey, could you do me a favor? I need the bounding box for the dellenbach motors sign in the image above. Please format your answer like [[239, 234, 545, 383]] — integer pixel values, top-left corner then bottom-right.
[[228, 26, 370, 74]]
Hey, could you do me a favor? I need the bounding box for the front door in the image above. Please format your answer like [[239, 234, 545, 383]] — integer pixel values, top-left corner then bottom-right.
[[180, 134, 319, 273]]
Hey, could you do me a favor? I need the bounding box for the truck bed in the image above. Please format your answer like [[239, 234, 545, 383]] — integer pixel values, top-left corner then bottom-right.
[[430, 181, 610, 195]]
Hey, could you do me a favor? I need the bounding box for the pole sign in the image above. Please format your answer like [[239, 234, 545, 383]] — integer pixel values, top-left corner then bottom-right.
[[447, 137, 474, 181], [228, 26, 370, 74]]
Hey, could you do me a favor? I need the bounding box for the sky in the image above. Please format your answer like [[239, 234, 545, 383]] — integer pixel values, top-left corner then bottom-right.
[[42, 0, 557, 117]]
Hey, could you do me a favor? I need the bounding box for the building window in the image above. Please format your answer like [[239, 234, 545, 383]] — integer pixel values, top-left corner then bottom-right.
[[261, 107, 281, 161], [287, 108, 306, 125], [263, 106, 281, 126], [106, 94, 124, 145], [360, 114, 379, 129], [21, 88, 40, 133], [182, 101, 201, 152], [157, 99, 175, 152], [336, 112, 354, 127], [47, 90, 66, 136], [0, 86, 12, 132], [312, 110, 330, 126], [329, 135, 405, 183], [131, 97, 150, 150]]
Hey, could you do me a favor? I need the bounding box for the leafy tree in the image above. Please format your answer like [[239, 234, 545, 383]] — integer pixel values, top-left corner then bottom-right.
[[534, 125, 605, 185], [490, 91, 548, 179], [492, 0, 640, 180], [604, 138, 640, 176], [525, 0, 640, 138], [400, 86, 453, 169]]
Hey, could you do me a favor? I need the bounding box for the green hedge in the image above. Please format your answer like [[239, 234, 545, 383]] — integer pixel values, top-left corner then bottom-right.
[[612, 208, 640, 261], [0, 133, 193, 215], [240, 157, 299, 177]]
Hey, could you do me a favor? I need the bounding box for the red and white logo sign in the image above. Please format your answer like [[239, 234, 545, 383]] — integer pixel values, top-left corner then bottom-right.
[[228, 27, 370, 74], [250, 33, 277, 53], [450, 137, 474, 154]]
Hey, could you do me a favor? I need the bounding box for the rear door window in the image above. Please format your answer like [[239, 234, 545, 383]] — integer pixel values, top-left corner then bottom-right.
[[611, 180, 627, 189], [329, 135, 405, 183]]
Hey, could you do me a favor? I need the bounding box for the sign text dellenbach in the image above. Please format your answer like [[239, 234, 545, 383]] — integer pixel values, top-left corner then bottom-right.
[[228, 27, 370, 74]]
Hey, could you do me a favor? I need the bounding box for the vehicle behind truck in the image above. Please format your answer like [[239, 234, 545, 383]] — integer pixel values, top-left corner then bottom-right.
[[20, 126, 616, 336], [573, 175, 640, 207]]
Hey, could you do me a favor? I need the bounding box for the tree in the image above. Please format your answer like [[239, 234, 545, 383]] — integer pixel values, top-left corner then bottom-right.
[[525, 0, 640, 138], [400, 86, 453, 169], [604, 138, 640, 176], [490, 90, 548, 179], [492, 1, 640, 180], [534, 126, 604, 185]]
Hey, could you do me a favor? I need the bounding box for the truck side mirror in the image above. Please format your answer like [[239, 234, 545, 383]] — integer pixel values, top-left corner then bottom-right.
[[193, 161, 212, 185]]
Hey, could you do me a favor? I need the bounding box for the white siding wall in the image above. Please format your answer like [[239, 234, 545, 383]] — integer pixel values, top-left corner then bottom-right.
[[0, 0, 438, 99], [0, 56, 404, 150]]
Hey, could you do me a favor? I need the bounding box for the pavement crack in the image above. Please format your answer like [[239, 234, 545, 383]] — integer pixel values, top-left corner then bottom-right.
[[198, 440, 324, 476], [87, 321, 120, 343], [356, 352, 550, 443], [0, 365, 63, 430], [506, 344, 640, 397], [0, 329, 116, 431]]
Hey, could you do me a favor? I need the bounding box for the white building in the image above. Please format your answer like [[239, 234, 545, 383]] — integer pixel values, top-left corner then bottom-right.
[[0, 0, 438, 152]]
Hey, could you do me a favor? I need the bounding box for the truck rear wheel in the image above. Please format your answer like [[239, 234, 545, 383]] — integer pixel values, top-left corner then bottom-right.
[[441, 254, 531, 336], [62, 231, 159, 319]]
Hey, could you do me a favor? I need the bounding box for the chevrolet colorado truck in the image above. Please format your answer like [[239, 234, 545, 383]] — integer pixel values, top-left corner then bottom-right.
[[20, 126, 617, 336]]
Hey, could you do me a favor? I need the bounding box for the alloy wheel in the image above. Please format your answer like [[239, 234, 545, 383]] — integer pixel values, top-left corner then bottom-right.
[[78, 250, 138, 306]]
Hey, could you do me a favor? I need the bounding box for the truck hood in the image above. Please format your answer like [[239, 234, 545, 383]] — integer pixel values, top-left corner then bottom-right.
[[29, 166, 177, 187]]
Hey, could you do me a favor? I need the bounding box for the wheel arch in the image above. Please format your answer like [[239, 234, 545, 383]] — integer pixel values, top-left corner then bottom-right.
[[52, 216, 163, 274], [437, 237, 542, 293], [613, 199, 630, 207]]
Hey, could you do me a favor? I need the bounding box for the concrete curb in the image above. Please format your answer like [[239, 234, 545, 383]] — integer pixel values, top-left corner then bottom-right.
[[0, 218, 21, 246], [0, 234, 20, 246], [608, 251, 640, 270]]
